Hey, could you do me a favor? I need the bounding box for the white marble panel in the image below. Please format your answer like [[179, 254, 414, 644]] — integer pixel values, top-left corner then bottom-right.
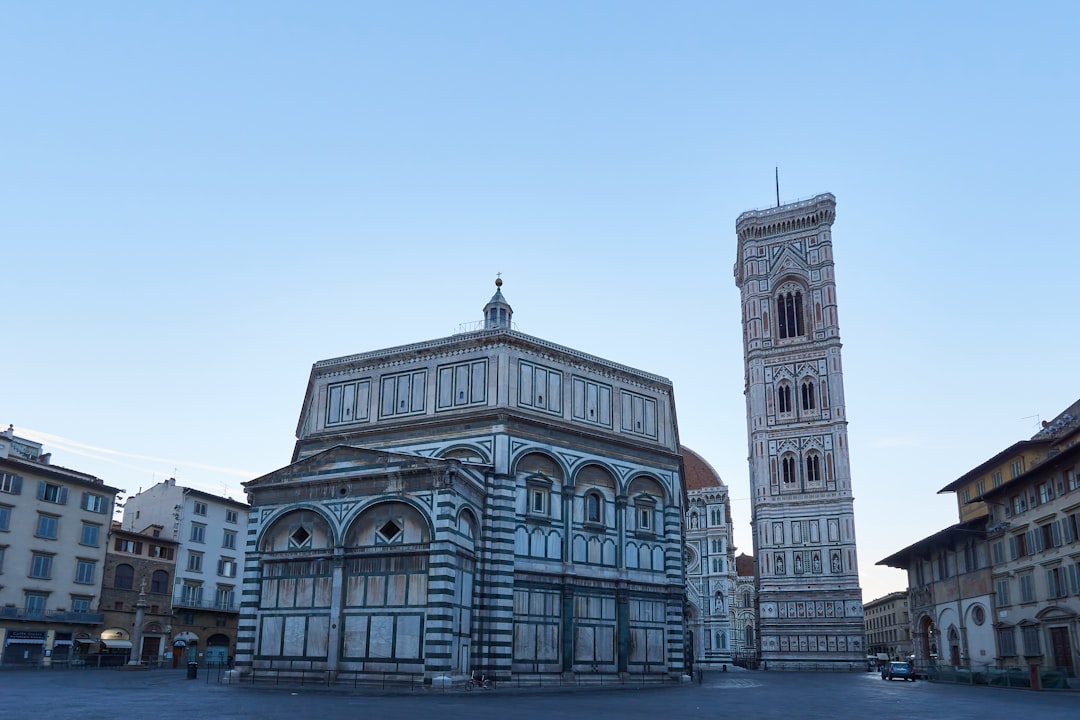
[[307, 616, 329, 657], [278, 579, 296, 609], [369, 615, 394, 659], [261, 580, 277, 609], [343, 615, 368, 657], [346, 576, 365, 606], [408, 573, 427, 605], [260, 616, 283, 656], [395, 615, 421, 659], [283, 615, 306, 656], [387, 575, 407, 606]]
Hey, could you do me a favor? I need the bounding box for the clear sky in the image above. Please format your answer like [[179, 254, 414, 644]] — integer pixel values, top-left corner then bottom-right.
[[4, 2, 1078, 604]]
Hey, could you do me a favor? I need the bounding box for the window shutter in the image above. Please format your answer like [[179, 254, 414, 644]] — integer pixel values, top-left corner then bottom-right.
[[1008, 536, 1018, 560], [58, 486, 68, 504], [37, 481, 46, 500], [11, 475, 21, 494], [1052, 522, 1062, 547]]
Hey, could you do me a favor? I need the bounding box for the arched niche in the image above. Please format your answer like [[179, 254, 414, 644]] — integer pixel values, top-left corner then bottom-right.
[[343, 500, 431, 549], [626, 474, 668, 504], [440, 445, 490, 464], [457, 507, 480, 553], [259, 508, 334, 552], [514, 451, 565, 480], [575, 463, 617, 526]]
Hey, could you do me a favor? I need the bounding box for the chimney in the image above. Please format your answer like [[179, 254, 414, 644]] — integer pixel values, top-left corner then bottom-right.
[[40, 453, 51, 465]]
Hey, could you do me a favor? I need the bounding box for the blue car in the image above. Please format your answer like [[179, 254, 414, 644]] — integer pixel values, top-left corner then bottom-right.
[[881, 661, 916, 681]]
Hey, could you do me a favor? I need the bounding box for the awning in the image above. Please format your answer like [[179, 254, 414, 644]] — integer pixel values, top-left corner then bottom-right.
[[53, 640, 73, 646], [75, 639, 96, 645], [4, 638, 45, 645], [100, 639, 133, 649], [173, 640, 187, 647]]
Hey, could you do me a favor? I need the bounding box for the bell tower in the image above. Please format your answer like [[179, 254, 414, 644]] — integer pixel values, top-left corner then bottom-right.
[[734, 193, 864, 669]]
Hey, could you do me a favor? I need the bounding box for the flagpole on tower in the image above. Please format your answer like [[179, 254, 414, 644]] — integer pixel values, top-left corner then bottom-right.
[[775, 166, 780, 208]]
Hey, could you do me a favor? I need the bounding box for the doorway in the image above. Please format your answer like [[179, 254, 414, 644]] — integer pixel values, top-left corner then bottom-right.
[[1050, 627, 1073, 675]]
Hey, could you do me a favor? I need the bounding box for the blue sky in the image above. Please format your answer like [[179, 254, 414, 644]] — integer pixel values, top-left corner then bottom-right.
[[4, 2, 1078, 603]]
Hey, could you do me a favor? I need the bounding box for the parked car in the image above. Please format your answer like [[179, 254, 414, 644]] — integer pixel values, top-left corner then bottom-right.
[[881, 661, 916, 681]]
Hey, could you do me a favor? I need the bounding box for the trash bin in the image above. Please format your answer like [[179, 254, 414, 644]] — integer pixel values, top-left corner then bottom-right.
[[187, 662, 198, 680]]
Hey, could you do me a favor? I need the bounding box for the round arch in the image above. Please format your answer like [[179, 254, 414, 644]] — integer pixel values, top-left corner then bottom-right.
[[511, 450, 567, 481], [625, 473, 669, 504], [343, 499, 433, 548], [256, 505, 337, 552], [438, 444, 491, 464], [456, 506, 481, 552]]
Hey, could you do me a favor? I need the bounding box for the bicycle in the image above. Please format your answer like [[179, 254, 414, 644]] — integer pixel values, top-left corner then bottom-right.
[[465, 671, 493, 690]]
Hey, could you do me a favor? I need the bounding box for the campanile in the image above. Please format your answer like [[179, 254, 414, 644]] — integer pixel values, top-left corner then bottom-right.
[[734, 193, 864, 669]]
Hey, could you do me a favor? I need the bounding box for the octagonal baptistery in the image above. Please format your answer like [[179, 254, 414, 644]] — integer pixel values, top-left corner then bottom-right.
[[236, 280, 688, 684]]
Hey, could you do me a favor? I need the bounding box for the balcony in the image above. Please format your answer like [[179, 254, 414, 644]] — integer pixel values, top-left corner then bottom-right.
[[0, 607, 104, 624], [171, 596, 239, 613]]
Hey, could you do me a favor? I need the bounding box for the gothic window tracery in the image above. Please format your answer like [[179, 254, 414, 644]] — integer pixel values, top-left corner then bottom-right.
[[776, 289, 805, 339], [777, 383, 793, 414], [801, 381, 816, 411], [781, 455, 796, 484]]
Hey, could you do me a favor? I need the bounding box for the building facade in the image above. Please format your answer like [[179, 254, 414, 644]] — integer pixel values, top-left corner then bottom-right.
[[731, 553, 758, 667], [977, 402, 1080, 675], [864, 591, 912, 662], [121, 478, 248, 665], [881, 397, 1080, 681], [878, 519, 996, 671], [0, 427, 119, 667], [734, 194, 865, 669], [98, 524, 179, 666], [682, 446, 735, 668], [235, 281, 688, 683]]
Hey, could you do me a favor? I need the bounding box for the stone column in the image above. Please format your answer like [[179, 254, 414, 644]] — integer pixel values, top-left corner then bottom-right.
[[128, 580, 148, 666]]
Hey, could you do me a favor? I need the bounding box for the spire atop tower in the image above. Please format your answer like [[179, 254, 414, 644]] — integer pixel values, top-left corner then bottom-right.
[[483, 275, 513, 329]]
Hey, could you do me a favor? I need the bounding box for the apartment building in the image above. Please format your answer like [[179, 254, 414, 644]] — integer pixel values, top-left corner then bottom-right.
[[0, 426, 120, 666], [98, 524, 179, 666], [121, 477, 248, 664], [864, 590, 911, 661]]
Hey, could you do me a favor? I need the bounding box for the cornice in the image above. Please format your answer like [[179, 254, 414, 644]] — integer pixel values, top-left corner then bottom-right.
[[311, 329, 672, 388]]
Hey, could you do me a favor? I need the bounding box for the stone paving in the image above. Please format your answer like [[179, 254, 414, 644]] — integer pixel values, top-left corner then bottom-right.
[[1, 667, 1076, 720]]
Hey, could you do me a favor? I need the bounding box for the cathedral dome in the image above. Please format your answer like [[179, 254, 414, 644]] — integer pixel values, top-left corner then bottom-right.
[[681, 446, 725, 491]]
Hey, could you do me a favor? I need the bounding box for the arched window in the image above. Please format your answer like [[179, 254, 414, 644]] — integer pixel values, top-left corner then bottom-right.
[[745, 623, 755, 647], [801, 381, 815, 411], [114, 563, 134, 590], [150, 569, 169, 593], [776, 290, 805, 339], [781, 456, 796, 484], [743, 591, 751, 608], [777, 384, 792, 413], [805, 454, 821, 483], [586, 492, 602, 524]]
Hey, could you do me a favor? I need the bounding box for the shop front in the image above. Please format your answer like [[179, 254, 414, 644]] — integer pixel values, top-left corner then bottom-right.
[[2, 631, 46, 666]]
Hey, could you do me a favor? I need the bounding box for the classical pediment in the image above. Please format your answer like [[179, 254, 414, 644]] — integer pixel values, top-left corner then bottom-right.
[[769, 246, 809, 279], [244, 444, 457, 488]]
